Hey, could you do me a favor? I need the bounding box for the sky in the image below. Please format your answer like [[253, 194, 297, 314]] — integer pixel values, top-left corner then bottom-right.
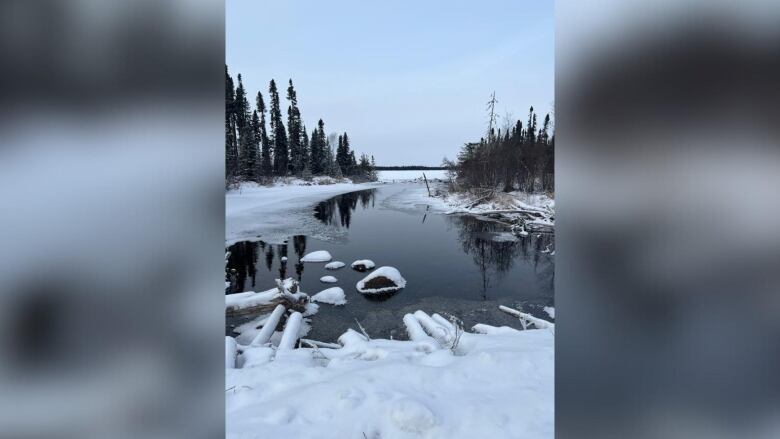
[[227, 0, 553, 166]]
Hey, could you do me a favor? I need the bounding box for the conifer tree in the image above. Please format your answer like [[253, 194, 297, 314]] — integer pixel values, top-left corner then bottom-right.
[[235, 74, 254, 180], [225, 66, 239, 185], [286, 80, 303, 174], [269, 79, 288, 175], [256, 91, 272, 177]]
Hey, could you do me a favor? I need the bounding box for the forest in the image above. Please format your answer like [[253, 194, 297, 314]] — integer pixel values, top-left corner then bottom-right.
[[225, 66, 377, 187], [448, 97, 554, 195]]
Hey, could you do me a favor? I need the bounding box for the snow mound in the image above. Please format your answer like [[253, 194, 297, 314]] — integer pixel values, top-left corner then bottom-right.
[[356, 266, 406, 294], [351, 259, 376, 271], [281, 256, 288, 262], [324, 261, 345, 270], [301, 250, 332, 262], [311, 287, 347, 306], [320, 275, 338, 283]]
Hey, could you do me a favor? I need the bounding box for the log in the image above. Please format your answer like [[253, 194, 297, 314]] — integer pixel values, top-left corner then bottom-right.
[[422, 172, 431, 196], [250, 304, 286, 346], [278, 311, 303, 350]]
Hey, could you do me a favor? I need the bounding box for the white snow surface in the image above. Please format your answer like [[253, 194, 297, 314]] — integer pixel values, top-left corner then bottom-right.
[[377, 169, 449, 182], [226, 180, 377, 244], [300, 250, 332, 263], [319, 275, 338, 283], [356, 266, 407, 294], [351, 259, 376, 269], [226, 311, 553, 439], [310, 287, 347, 306], [324, 261, 345, 270], [544, 306, 556, 319]]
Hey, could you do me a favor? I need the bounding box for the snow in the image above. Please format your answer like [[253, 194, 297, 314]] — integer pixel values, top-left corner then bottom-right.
[[324, 261, 345, 270], [311, 287, 347, 306], [544, 306, 555, 319], [356, 266, 407, 294], [319, 275, 338, 283], [281, 256, 288, 262], [350, 259, 375, 270], [226, 180, 377, 244], [377, 169, 449, 182], [300, 250, 332, 262], [226, 310, 553, 438]]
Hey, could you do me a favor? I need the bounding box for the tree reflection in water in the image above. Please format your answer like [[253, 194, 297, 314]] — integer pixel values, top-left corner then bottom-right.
[[447, 215, 554, 300], [226, 235, 309, 292], [314, 189, 377, 229]]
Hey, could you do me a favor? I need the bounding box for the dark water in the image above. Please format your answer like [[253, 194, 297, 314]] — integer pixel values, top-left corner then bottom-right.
[[226, 185, 554, 342]]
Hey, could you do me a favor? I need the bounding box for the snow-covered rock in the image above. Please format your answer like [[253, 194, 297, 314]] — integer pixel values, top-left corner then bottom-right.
[[325, 261, 345, 270], [351, 259, 376, 272], [301, 250, 332, 262], [311, 287, 347, 306], [320, 275, 338, 283], [281, 256, 288, 262], [356, 266, 406, 294]]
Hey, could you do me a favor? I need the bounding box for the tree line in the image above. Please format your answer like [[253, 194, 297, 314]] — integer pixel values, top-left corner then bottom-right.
[[225, 66, 376, 187], [448, 103, 554, 194]]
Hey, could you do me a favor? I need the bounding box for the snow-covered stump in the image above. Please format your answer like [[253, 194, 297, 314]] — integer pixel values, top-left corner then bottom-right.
[[250, 304, 286, 347], [278, 311, 303, 351], [226, 336, 238, 369], [403, 314, 440, 352]]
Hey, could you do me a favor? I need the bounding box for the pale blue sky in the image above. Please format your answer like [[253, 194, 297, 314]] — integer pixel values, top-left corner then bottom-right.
[[227, 0, 553, 165]]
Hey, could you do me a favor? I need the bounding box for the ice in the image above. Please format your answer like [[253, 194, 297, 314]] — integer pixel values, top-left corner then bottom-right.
[[324, 261, 345, 270], [311, 287, 347, 306], [226, 181, 378, 244], [300, 250, 332, 262], [356, 266, 407, 294], [319, 275, 338, 283]]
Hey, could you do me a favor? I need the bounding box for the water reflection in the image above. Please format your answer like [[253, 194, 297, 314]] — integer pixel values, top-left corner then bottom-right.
[[448, 215, 555, 299], [226, 235, 309, 292], [314, 189, 377, 228]]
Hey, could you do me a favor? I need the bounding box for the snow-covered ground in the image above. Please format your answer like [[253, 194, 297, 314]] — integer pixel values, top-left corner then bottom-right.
[[226, 179, 378, 244], [383, 183, 555, 229], [226, 310, 553, 439], [377, 170, 449, 182]]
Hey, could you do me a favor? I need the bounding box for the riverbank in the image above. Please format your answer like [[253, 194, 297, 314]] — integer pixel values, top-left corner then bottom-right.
[[226, 309, 554, 439]]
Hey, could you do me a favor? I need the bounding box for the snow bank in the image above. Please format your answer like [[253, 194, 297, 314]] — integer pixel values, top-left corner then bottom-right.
[[319, 275, 338, 283], [226, 310, 553, 438], [325, 261, 345, 270], [301, 250, 332, 262], [311, 287, 347, 306], [356, 266, 406, 294]]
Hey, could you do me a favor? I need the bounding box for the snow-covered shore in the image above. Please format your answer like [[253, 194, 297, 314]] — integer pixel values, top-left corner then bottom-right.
[[226, 310, 553, 439], [226, 178, 379, 244]]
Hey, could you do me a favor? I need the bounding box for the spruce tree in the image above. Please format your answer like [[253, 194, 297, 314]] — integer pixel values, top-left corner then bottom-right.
[[269, 79, 288, 175], [225, 66, 239, 185], [286, 80, 303, 175], [256, 91, 272, 177], [235, 74, 254, 181]]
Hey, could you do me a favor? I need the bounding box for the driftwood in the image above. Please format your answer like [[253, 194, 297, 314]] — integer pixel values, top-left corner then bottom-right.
[[226, 294, 308, 318], [422, 173, 431, 196]]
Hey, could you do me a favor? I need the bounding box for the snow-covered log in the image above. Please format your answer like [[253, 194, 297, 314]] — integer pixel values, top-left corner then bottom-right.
[[413, 310, 451, 344], [225, 336, 238, 369], [403, 313, 440, 352], [278, 311, 303, 350], [250, 304, 286, 347], [498, 305, 555, 330]]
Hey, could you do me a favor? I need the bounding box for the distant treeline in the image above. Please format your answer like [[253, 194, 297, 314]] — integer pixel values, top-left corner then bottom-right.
[[375, 166, 450, 171], [226, 65, 376, 187]]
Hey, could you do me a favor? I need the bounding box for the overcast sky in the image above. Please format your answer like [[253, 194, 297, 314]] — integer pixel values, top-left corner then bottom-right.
[[227, 1, 553, 166]]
